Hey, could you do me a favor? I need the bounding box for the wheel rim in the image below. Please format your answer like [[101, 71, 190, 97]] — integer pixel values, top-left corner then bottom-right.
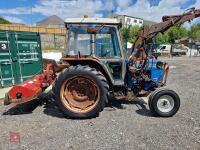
[[156, 95, 175, 113], [60, 76, 100, 113]]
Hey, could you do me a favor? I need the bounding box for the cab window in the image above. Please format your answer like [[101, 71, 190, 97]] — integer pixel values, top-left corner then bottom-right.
[[95, 27, 121, 58]]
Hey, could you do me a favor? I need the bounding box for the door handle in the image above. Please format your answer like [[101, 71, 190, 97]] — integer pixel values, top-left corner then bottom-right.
[[20, 62, 33, 64], [12, 57, 17, 62]]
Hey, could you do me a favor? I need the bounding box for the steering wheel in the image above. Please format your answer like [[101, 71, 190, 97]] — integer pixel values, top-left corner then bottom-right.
[[129, 48, 147, 73]]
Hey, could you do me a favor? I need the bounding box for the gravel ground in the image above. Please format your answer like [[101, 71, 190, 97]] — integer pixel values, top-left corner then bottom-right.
[[0, 57, 200, 150]]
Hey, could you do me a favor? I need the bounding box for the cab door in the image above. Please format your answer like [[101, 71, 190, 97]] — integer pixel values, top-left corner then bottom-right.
[[95, 26, 126, 86]]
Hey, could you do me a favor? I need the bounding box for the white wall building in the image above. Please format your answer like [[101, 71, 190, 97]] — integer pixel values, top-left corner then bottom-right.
[[114, 15, 143, 27]]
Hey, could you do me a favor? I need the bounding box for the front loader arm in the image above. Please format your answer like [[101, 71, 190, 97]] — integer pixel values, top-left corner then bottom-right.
[[128, 7, 200, 57]]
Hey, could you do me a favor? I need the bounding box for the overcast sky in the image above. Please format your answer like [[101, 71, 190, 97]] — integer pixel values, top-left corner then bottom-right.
[[0, 0, 199, 26]]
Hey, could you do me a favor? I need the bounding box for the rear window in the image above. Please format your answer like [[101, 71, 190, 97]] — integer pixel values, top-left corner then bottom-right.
[[161, 46, 166, 49]]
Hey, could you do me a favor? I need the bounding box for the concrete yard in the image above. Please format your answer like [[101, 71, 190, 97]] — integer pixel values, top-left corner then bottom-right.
[[0, 87, 11, 100], [0, 57, 200, 150]]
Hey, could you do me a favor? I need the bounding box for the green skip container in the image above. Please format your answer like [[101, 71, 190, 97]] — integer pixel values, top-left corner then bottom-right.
[[0, 30, 43, 88]]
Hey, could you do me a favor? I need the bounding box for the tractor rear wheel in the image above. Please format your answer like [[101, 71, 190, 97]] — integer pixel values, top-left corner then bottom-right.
[[53, 65, 109, 118]]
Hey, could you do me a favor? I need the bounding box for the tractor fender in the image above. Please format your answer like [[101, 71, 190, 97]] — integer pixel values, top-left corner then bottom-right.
[[60, 58, 113, 90]]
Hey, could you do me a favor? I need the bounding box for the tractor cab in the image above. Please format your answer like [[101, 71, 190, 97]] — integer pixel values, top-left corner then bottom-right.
[[64, 18, 124, 56], [63, 18, 126, 86]]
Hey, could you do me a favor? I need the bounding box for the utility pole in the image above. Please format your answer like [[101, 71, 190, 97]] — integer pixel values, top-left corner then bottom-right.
[[30, 6, 33, 26]]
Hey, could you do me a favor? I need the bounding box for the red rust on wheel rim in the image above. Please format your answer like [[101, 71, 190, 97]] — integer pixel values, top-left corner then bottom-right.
[[60, 76, 100, 113]]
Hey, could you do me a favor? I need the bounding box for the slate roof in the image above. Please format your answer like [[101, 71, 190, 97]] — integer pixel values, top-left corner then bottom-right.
[[36, 15, 64, 27]]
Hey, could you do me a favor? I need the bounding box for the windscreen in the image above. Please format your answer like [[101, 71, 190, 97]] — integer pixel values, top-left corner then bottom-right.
[[66, 24, 121, 58]]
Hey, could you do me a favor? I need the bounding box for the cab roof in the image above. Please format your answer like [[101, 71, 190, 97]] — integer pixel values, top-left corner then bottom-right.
[[65, 18, 120, 26]]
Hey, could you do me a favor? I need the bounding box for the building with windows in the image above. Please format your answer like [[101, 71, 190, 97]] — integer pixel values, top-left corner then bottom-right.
[[114, 14, 157, 27], [114, 15, 143, 27]]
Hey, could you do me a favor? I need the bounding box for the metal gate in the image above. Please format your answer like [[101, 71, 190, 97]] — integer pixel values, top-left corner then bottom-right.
[[0, 30, 42, 88]]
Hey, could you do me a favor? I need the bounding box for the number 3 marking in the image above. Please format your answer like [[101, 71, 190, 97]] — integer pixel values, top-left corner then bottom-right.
[[1, 44, 7, 50]]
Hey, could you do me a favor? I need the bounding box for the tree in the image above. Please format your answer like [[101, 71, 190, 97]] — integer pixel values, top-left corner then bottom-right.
[[156, 32, 169, 44], [188, 24, 200, 39], [122, 24, 188, 44], [129, 25, 141, 43], [121, 27, 131, 43], [142, 23, 149, 29], [0, 17, 11, 24], [167, 26, 187, 43], [155, 25, 187, 44]]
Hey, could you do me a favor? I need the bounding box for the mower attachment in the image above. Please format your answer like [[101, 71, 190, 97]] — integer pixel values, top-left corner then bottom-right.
[[4, 64, 55, 105]]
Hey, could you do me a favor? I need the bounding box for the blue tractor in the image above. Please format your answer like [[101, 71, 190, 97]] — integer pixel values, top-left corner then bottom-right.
[[52, 8, 199, 118], [4, 8, 200, 119]]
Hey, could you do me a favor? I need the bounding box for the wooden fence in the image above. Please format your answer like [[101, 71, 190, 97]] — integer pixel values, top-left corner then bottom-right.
[[0, 24, 67, 35]]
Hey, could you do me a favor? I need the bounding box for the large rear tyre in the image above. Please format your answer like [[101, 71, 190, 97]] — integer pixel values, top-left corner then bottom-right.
[[149, 89, 180, 117], [52, 65, 109, 119]]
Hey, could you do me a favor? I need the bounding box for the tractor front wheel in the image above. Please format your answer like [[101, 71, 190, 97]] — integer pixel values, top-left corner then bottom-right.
[[149, 89, 180, 117], [53, 65, 109, 118]]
